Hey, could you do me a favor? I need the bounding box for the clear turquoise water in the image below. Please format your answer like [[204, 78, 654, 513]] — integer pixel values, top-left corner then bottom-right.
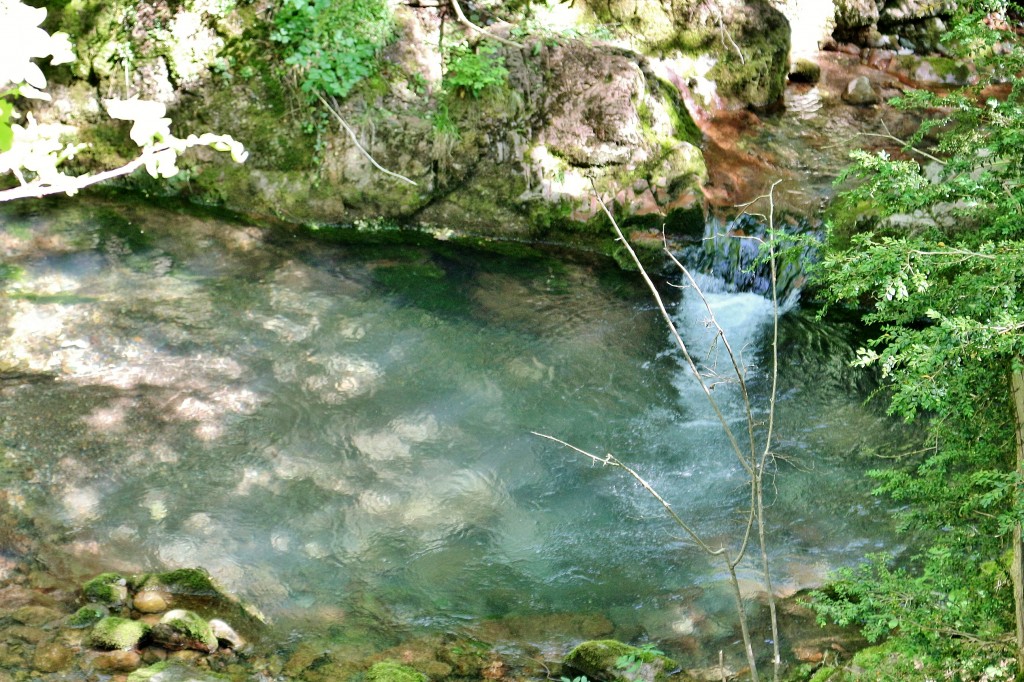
[[0, 200, 910, 657]]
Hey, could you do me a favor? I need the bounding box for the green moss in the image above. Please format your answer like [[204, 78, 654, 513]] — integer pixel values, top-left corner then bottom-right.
[[67, 604, 108, 629], [139, 568, 219, 595], [563, 640, 679, 682], [849, 642, 898, 669], [650, 77, 701, 146], [366, 661, 427, 682], [90, 616, 149, 650], [127, 662, 169, 682], [158, 609, 219, 652], [82, 573, 128, 607], [808, 667, 841, 682]]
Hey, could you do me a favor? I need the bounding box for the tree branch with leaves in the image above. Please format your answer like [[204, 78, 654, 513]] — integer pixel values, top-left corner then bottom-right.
[[0, 0, 247, 203]]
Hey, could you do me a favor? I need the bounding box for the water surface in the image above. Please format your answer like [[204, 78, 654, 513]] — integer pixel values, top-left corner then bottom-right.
[[0, 200, 910, 660]]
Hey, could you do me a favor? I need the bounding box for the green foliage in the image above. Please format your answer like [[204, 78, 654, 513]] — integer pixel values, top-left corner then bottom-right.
[[271, 0, 393, 100], [614, 644, 663, 676], [816, 0, 1024, 675], [443, 43, 509, 98]]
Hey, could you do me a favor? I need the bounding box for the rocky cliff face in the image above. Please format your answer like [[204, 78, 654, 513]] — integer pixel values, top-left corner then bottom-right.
[[31, 0, 965, 252]]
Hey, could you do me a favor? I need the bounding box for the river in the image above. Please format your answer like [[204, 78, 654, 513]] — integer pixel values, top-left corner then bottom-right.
[[0, 198, 913, 673]]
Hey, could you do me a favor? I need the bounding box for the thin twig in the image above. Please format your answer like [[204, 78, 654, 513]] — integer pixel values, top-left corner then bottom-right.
[[315, 92, 418, 186], [449, 0, 524, 48], [530, 432, 726, 556]]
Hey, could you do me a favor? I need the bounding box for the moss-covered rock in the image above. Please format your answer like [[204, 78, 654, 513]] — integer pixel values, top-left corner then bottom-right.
[[68, 603, 109, 629], [367, 661, 428, 682], [132, 568, 220, 596], [82, 572, 129, 607], [90, 616, 150, 650], [127, 661, 228, 682], [563, 640, 680, 682], [150, 609, 219, 653]]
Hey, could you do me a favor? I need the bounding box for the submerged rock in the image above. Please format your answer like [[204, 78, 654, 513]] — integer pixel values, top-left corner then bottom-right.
[[32, 640, 75, 673], [150, 609, 219, 653], [93, 648, 143, 672], [127, 660, 229, 681], [367, 661, 428, 682]]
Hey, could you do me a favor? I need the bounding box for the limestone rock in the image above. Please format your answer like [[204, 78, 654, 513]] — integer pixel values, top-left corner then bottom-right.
[[835, 0, 881, 30], [842, 76, 880, 105], [540, 44, 644, 166]]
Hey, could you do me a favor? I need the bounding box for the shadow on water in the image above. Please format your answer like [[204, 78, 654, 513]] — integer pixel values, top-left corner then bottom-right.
[[0, 198, 917, 670]]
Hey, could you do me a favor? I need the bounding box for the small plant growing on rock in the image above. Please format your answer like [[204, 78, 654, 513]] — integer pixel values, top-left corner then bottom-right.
[[443, 43, 509, 98]]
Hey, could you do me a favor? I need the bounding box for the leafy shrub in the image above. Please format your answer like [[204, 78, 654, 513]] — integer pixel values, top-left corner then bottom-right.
[[271, 0, 393, 100], [443, 43, 508, 98]]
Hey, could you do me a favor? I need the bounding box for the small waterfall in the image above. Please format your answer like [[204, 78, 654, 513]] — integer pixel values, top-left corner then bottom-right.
[[671, 213, 818, 302]]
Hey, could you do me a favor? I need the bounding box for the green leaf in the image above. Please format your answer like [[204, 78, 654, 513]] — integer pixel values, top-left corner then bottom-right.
[[0, 98, 13, 153]]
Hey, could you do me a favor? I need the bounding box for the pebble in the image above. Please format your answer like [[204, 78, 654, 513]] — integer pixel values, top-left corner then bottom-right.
[[132, 590, 170, 614]]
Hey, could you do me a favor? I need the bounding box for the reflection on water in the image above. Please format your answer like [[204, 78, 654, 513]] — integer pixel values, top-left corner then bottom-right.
[[0, 200, 909, 654]]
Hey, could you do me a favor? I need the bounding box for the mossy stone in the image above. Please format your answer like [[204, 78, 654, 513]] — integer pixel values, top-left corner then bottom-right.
[[367, 661, 428, 682], [789, 58, 822, 84], [68, 604, 109, 629], [135, 568, 219, 596], [83, 573, 129, 607], [90, 616, 150, 650], [151, 609, 219, 653], [563, 640, 679, 682]]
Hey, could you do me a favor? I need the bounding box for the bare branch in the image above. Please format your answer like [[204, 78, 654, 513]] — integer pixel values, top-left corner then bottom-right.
[[449, 0, 524, 49], [531, 432, 725, 557], [591, 180, 754, 478], [316, 93, 418, 186]]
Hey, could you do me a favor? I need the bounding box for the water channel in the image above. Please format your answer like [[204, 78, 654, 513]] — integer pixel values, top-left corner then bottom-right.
[[0, 198, 913, 667]]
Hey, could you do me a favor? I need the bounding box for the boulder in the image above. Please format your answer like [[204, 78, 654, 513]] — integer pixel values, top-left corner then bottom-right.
[[842, 76, 880, 105]]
